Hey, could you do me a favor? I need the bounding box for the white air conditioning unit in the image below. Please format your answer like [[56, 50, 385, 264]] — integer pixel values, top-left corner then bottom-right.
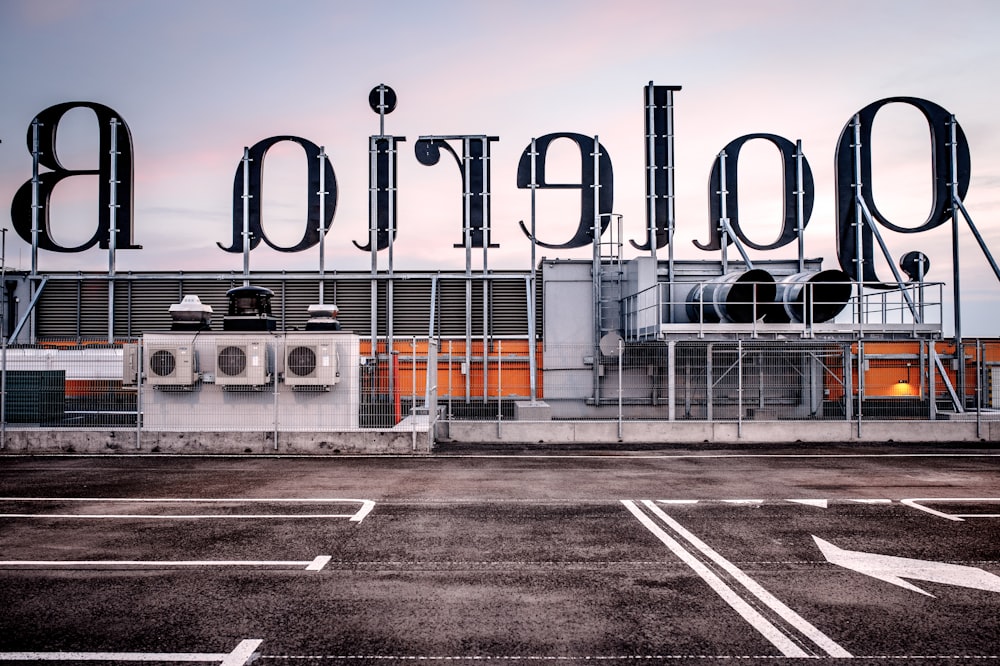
[[215, 337, 271, 388], [284, 335, 339, 390], [145, 343, 196, 388]]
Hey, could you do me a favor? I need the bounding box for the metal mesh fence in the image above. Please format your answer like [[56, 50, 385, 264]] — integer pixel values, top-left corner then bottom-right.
[[1, 337, 997, 438]]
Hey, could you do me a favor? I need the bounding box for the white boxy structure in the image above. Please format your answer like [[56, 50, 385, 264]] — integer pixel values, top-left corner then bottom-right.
[[140, 331, 359, 432]]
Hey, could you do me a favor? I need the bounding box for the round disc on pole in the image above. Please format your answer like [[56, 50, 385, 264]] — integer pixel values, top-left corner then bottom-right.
[[900, 251, 930, 281], [599, 332, 623, 357], [369, 85, 397, 114]]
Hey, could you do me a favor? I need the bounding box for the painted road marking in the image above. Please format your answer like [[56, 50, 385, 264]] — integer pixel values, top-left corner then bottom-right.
[[0, 556, 332, 572], [622, 499, 851, 658], [0, 638, 262, 664], [815, 536, 1000, 597], [0, 498, 376, 523], [901, 498, 1000, 522]]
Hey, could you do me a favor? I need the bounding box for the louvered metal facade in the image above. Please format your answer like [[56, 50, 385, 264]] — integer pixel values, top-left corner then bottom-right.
[[31, 271, 542, 341]]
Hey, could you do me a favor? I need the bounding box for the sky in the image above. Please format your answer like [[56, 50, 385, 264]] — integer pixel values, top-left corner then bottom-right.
[[1, 0, 1000, 335]]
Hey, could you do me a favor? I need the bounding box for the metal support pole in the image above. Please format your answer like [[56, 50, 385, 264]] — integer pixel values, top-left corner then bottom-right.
[[949, 117, 965, 407], [795, 140, 806, 273], [592, 136, 602, 404], [108, 118, 120, 344], [318, 146, 327, 303], [526, 276, 537, 403], [667, 340, 676, 422], [737, 340, 743, 439], [617, 337, 624, 440], [241, 147, 251, 286], [852, 116, 865, 330], [706, 343, 713, 423]]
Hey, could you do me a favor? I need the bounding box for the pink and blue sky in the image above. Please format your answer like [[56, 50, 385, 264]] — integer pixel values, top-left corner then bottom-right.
[[2, 0, 999, 333]]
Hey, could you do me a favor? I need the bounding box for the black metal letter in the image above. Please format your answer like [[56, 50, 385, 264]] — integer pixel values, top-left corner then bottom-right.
[[695, 133, 814, 252], [220, 136, 337, 253], [11, 102, 139, 252], [414, 136, 499, 249], [516, 133, 614, 249], [354, 135, 405, 251], [834, 97, 970, 282]]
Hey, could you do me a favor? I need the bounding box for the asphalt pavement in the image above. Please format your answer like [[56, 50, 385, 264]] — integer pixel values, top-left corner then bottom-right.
[[0, 444, 998, 664]]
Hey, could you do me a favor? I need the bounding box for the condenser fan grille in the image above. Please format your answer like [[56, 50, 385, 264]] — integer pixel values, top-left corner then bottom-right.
[[287, 346, 317, 377], [218, 345, 247, 377], [149, 350, 176, 377]]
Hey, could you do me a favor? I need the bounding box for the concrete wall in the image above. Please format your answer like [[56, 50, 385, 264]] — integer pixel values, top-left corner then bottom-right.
[[0, 429, 432, 455], [444, 419, 1000, 445]]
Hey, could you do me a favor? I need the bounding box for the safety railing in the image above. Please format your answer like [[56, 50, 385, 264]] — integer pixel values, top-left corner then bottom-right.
[[623, 279, 945, 340]]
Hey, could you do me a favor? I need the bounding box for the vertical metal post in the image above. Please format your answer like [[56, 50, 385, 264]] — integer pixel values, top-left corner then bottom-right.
[[617, 337, 624, 440], [665, 86, 678, 323], [667, 340, 676, 422], [645, 83, 658, 267], [30, 119, 40, 278], [851, 116, 865, 330], [843, 344, 853, 422], [108, 118, 120, 344], [496, 339, 502, 437], [795, 140, 806, 273], [737, 340, 743, 438], [976, 339, 982, 439], [273, 339, 279, 451], [718, 151, 730, 274], [591, 136, 602, 404], [412, 336, 417, 451], [928, 340, 938, 420], [857, 341, 864, 438], [528, 138, 539, 403], [135, 337, 143, 450], [241, 147, 251, 287], [949, 116, 965, 407], [706, 343, 713, 422], [526, 276, 537, 403], [318, 146, 327, 304]]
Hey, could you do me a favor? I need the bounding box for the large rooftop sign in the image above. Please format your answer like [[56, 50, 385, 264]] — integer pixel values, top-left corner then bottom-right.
[[7, 85, 997, 289]]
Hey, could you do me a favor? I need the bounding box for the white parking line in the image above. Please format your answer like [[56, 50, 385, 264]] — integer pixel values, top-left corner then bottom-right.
[[0, 638, 262, 664], [0, 556, 332, 572], [622, 499, 851, 659], [0, 498, 376, 523], [901, 498, 1000, 522]]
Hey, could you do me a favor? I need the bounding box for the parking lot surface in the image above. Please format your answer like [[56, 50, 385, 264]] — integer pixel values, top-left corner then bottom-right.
[[0, 444, 998, 664]]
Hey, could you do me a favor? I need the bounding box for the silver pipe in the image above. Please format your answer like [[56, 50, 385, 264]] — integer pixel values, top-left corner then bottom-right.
[[949, 116, 965, 405], [242, 147, 251, 286], [852, 115, 865, 328], [645, 82, 657, 266], [108, 118, 119, 343], [526, 275, 537, 402], [665, 87, 677, 323], [318, 146, 326, 303], [31, 119, 40, 278], [795, 139, 805, 273]]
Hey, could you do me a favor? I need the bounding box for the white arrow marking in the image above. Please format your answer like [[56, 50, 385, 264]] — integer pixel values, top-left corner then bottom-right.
[[814, 536, 1000, 598]]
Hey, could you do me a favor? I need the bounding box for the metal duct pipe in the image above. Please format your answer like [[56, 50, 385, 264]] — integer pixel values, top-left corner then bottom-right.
[[686, 269, 776, 323], [771, 270, 852, 324]]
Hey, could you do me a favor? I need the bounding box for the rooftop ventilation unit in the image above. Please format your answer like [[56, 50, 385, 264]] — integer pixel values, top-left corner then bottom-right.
[[284, 335, 339, 390], [215, 337, 271, 389], [168, 295, 213, 331], [145, 343, 196, 388], [223, 286, 277, 331], [304, 304, 342, 331]]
